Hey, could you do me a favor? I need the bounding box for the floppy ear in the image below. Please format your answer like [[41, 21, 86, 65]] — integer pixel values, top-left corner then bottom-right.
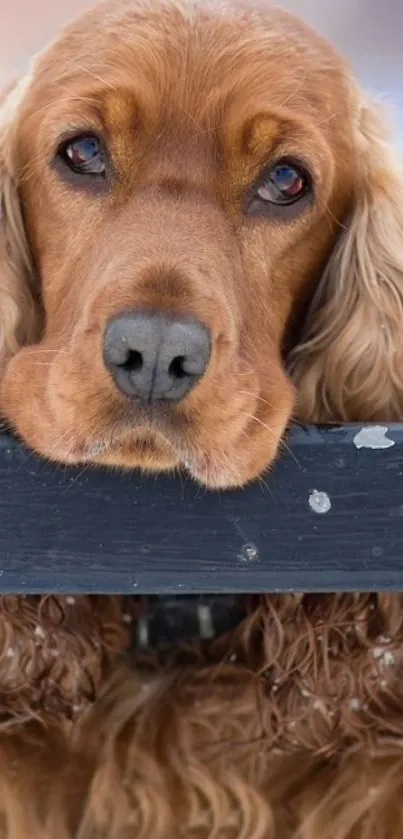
[[288, 98, 403, 422], [0, 80, 39, 374]]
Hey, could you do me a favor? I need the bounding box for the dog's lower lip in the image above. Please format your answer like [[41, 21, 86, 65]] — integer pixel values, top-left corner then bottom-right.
[[70, 440, 109, 461], [84, 440, 109, 458], [74, 424, 179, 462], [182, 451, 234, 488]]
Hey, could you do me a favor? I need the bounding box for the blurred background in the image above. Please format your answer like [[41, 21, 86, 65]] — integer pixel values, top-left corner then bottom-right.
[[1, 0, 403, 142]]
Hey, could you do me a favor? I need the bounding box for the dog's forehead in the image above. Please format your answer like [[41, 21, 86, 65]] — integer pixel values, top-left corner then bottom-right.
[[20, 0, 350, 131]]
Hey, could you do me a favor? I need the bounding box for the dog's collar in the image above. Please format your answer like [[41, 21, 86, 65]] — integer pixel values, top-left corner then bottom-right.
[[129, 595, 251, 652]]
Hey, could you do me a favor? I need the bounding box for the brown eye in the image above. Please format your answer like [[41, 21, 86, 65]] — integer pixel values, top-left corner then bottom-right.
[[58, 134, 106, 176], [246, 158, 312, 217]]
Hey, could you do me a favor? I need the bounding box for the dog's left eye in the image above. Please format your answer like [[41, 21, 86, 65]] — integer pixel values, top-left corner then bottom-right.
[[246, 159, 311, 216], [258, 162, 307, 203], [58, 134, 106, 176]]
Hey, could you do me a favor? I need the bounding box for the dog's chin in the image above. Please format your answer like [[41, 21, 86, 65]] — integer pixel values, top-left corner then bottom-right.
[[73, 431, 180, 474], [58, 431, 241, 489], [90, 445, 248, 489], [76, 429, 281, 490]]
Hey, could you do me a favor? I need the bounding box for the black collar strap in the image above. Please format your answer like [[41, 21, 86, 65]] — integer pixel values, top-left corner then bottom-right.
[[129, 595, 251, 652]]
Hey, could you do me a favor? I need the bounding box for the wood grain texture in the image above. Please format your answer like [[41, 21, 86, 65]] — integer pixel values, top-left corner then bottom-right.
[[0, 423, 402, 593]]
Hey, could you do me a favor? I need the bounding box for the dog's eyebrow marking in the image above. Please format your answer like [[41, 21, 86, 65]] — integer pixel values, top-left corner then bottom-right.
[[353, 425, 395, 450], [308, 489, 331, 514]]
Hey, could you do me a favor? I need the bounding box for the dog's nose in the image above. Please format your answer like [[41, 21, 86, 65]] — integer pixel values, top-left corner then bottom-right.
[[103, 309, 211, 401]]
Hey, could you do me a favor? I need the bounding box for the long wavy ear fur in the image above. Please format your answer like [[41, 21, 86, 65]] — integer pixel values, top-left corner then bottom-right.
[[0, 79, 39, 374], [289, 98, 403, 423]]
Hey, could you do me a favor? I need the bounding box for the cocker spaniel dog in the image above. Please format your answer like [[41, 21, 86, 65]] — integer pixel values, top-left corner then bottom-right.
[[0, 0, 403, 836]]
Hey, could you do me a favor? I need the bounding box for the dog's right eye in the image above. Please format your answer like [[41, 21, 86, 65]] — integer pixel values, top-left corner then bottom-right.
[[57, 134, 106, 176]]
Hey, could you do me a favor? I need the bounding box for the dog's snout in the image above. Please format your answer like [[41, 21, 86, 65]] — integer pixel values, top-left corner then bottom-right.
[[103, 309, 211, 402]]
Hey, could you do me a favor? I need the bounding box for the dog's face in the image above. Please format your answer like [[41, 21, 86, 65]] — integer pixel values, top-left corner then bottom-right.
[[0, 0, 402, 488]]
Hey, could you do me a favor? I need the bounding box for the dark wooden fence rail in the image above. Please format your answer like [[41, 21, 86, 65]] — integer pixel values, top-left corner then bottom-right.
[[0, 423, 402, 594]]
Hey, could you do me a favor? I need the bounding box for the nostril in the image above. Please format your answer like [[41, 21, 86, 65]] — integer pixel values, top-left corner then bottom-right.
[[119, 349, 143, 373], [103, 309, 211, 402], [168, 355, 188, 380]]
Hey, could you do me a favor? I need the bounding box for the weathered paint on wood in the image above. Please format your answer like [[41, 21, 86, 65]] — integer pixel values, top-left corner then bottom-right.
[[0, 423, 401, 593]]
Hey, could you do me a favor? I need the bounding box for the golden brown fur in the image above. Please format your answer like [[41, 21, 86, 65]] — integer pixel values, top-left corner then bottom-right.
[[0, 1, 403, 836]]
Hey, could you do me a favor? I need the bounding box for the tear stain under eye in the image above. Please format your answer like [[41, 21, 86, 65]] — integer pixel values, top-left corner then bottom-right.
[[353, 425, 395, 450]]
